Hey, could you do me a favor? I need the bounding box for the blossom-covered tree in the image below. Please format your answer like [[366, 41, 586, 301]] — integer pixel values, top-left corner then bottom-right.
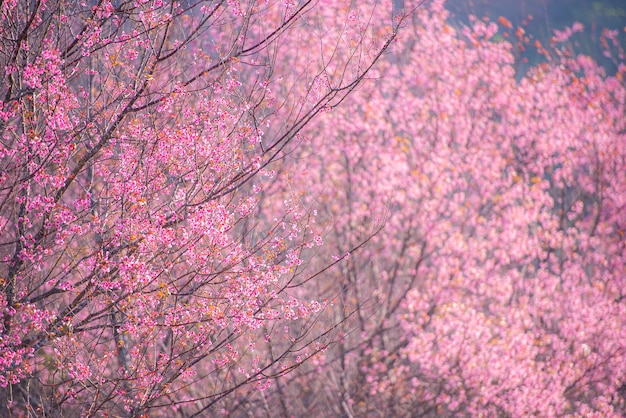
[[0, 0, 410, 415], [265, 1, 626, 416]]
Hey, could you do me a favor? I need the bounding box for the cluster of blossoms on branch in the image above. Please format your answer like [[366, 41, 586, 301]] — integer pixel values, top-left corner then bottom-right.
[[0, 0, 406, 415]]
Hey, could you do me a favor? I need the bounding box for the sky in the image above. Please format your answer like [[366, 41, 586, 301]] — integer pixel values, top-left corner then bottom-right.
[[444, 0, 626, 73]]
